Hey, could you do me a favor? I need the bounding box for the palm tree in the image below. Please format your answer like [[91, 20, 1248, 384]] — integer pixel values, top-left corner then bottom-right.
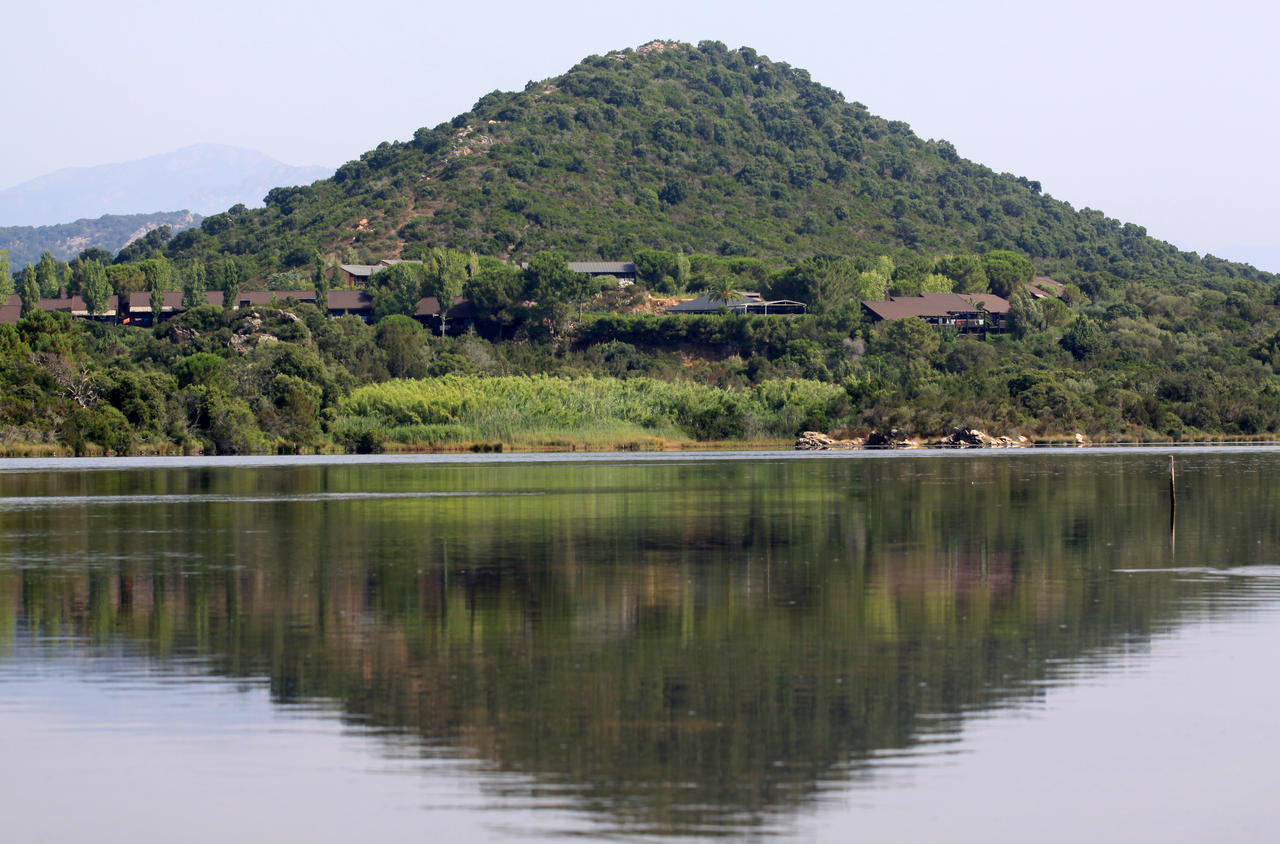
[[705, 274, 741, 310]]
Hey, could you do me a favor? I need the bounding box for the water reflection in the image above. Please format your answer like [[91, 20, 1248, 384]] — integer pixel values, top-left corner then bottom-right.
[[2, 452, 1280, 837]]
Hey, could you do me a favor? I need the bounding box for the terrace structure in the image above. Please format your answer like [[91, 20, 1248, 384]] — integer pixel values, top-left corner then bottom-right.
[[861, 293, 1010, 332], [665, 292, 807, 314], [568, 261, 638, 286]]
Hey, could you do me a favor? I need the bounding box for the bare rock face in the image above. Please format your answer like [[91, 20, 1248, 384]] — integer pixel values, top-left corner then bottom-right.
[[169, 325, 198, 344], [796, 431, 833, 450]]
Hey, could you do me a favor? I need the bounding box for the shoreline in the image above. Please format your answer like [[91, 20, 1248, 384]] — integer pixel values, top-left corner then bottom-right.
[[3, 434, 1280, 460]]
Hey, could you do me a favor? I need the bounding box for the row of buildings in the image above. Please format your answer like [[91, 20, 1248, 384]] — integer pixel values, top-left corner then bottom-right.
[[0, 290, 473, 328]]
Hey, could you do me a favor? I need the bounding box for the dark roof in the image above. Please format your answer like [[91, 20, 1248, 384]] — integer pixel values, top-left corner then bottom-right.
[[413, 295, 475, 318], [861, 293, 1010, 321], [568, 261, 637, 275], [666, 294, 755, 313], [235, 290, 317, 307], [327, 289, 373, 311]]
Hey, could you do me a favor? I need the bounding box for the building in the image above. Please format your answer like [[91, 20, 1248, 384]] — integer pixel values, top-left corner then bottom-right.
[[1028, 276, 1064, 299], [568, 261, 638, 286], [665, 292, 807, 314], [861, 293, 1010, 332], [337, 259, 421, 287]]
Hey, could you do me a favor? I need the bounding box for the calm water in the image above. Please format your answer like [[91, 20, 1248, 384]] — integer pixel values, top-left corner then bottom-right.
[[2, 449, 1280, 841]]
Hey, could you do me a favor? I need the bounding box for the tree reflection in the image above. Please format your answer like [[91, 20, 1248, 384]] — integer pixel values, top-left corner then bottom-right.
[[1, 453, 1276, 834]]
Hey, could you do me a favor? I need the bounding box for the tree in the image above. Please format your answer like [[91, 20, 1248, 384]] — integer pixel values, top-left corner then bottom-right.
[[705, 273, 741, 308], [312, 258, 329, 312], [141, 257, 172, 322], [0, 249, 11, 297], [220, 258, 240, 310], [634, 249, 677, 288], [1060, 316, 1108, 360], [465, 260, 525, 334], [983, 250, 1034, 298], [935, 254, 988, 293], [675, 250, 691, 289], [526, 250, 591, 324], [375, 315, 429, 378], [183, 261, 208, 309], [422, 248, 468, 334], [1006, 286, 1045, 338], [369, 262, 424, 322], [770, 256, 861, 311], [81, 260, 112, 317], [36, 251, 60, 297], [19, 265, 40, 314]]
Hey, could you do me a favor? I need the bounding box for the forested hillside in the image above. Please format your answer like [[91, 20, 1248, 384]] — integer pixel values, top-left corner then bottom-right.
[[5, 41, 1280, 456], [0, 211, 200, 268], [159, 40, 1271, 300]]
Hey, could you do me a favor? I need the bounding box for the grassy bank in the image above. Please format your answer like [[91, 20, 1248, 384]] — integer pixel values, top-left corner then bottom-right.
[[333, 374, 850, 452]]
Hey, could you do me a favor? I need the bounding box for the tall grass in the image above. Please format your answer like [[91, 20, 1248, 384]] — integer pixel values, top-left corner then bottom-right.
[[337, 374, 849, 448]]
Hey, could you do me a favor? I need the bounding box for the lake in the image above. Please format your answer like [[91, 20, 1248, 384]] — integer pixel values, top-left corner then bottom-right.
[[2, 448, 1279, 841]]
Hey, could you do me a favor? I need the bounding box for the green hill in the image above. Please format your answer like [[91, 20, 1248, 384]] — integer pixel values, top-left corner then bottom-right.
[[1, 210, 200, 268], [162, 40, 1270, 296], [7, 41, 1280, 457]]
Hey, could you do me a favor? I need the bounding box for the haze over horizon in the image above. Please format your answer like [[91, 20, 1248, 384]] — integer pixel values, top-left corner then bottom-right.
[[5, 0, 1277, 270]]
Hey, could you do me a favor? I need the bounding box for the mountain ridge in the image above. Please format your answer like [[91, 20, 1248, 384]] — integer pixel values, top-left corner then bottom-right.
[[0, 210, 202, 268], [0, 144, 332, 228]]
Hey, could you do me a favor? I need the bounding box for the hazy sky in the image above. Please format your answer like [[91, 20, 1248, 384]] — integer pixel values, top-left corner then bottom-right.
[[5, 0, 1278, 267]]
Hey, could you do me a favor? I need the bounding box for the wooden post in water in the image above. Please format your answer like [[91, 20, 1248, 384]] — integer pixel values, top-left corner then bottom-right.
[[1169, 455, 1177, 550]]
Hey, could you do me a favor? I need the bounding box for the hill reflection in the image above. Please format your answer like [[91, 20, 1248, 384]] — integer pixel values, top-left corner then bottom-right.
[[2, 453, 1278, 835]]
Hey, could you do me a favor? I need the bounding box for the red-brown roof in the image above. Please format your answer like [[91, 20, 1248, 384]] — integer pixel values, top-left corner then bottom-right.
[[861, 293, 1010, 321], [1028, 276, 1064, 299], [0, 293, 20, 324]]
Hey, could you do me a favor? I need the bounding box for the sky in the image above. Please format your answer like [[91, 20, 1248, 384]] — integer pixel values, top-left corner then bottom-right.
[[5, 0, 1279, 268]]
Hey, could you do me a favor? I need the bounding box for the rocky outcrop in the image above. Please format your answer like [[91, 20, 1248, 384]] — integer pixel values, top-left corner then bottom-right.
[[796, 427, 1030, 450], [943, 427, 998, 447], [865, 429, 913, 448], [795, 431, 860, 450]]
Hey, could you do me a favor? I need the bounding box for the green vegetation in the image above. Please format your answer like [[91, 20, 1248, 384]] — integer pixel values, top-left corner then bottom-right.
[[0, 211, 200, 269], [1, 455, 1263, 831], [5, 40, 1280, 454]]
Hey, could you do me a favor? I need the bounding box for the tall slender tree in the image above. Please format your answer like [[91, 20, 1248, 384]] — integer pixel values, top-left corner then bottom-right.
[[36, 250, 60, 297], [312, 256, 329, 312], [220, 258, 240, 310], [183, 261, 207, 308], [81, 260, 112, 317], [19, 265, 40, 314], [424, 248, 468, 334], [0, 249, 11, 297]]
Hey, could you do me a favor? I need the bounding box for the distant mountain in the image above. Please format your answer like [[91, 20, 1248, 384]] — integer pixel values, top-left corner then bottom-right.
[[0, 144, 332, 227], [0, 211, 201, 268]]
